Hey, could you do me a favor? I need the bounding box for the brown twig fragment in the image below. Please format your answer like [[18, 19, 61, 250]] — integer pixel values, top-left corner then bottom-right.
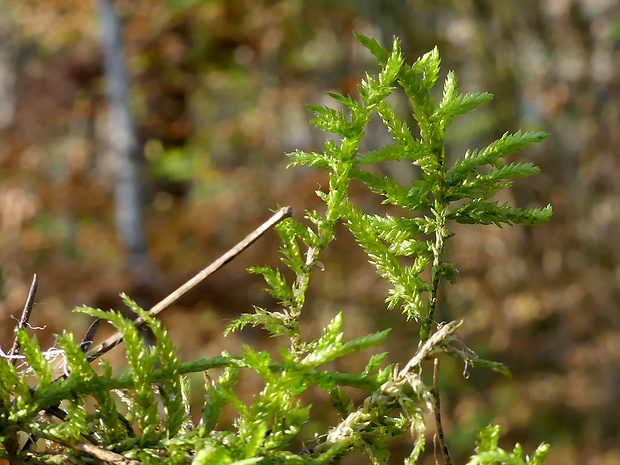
[[51, 439, 140, 465], [433, 357, 452, 465], [8, 274, 38, 362], [84, 206, 293, 362], [80, 318, 102, 353], [72, 441, 139, 465]]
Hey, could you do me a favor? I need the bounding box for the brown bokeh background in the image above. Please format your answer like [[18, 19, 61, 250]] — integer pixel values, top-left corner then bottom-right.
[[1, 1, 619, 463]]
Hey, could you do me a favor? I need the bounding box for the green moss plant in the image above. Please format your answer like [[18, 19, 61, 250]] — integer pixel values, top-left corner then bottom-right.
[[0, 34, 551, 464]]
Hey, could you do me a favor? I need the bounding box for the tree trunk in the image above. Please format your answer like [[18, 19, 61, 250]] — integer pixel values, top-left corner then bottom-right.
[[0, 15, 16, 129], [96, 0, 150, 275]]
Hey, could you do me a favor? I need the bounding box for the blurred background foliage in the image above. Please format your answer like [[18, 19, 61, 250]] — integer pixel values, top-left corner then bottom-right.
[[0, 0, 619, 464]]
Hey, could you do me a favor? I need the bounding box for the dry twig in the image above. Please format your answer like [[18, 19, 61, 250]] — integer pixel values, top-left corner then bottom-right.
[[80, 318, 102, 353], [8, 274, 38, 361], [51, 439, 140, 465], [84, 206, 293, 362], [433, 357, 452, 465]]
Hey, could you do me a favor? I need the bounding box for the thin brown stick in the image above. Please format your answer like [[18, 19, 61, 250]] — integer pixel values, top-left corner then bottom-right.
[[51, 438, 140, 465], [8, 274, 38, 361], [432, 357, 452, 465], [72, 441, 139, 465], [80, 318, 102, 353], [84, 206, 293, 362]]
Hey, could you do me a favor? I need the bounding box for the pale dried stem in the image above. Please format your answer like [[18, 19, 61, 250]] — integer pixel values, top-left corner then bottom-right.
[[321, 321, 460, 455], [6, 208, 292, 460], [53, 439, 140, 465], [83, 207, 292, 363]]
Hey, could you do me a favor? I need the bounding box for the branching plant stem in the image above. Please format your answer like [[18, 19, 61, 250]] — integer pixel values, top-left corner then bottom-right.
[[423, 227, 447, 344], [1, 35, 552, 465]]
